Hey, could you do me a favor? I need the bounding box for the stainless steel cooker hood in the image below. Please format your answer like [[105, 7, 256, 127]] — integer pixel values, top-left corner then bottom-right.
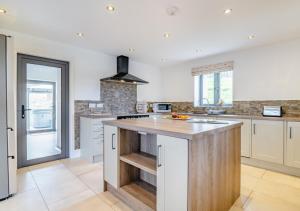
[[100, 55, 149, 84]]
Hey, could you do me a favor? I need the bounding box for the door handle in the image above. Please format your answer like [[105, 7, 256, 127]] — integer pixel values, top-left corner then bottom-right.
[[157, 145, 162, 167], [7, 127, 14, 131], [21, 105, 32, 119], [289, 127, 292, 139], [8, 155, 15, 159], [111, 133, 116, 150], [253, 124, 256, 135]]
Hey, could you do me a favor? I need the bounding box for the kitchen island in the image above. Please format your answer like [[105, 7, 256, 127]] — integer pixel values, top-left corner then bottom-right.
[[103, 117, 242, 211]]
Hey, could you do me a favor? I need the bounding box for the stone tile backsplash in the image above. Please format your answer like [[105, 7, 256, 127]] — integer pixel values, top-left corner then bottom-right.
[[100, 81, 137, 115], [169, 100, 300, 116], [74, 81, 137, 150], [74, 100, 105, 149]]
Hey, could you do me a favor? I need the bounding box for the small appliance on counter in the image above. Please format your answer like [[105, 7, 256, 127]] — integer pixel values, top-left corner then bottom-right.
[[153, 103, 172, 113], [136, 102, 148, 113], [262, 106, 283, 117]]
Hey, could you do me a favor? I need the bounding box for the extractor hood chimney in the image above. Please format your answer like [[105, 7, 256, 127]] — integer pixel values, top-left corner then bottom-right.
[[100, 55, 149, 84]]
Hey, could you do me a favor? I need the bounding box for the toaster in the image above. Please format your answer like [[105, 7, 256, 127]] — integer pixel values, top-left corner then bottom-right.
[[262, 106, 283, 117]]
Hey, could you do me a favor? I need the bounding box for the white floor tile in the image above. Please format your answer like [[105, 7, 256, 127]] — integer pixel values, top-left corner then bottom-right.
[[79, 169, 103, 193], [17, 171, 37, 193], [38, 177, 89, 204], [0, 189, 48, 211], [48, 189, 95, 211]]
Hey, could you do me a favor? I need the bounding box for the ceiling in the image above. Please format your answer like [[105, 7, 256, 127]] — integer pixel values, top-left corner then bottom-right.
[[1, 0, 300, 67]]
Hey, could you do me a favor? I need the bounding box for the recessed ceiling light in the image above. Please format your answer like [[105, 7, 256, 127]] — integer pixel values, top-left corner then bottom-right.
[[224, 8, 232, 15], [195, 49, 202, 53], [248, 35, 255, 40], [128, 48, 135, 52], [76, 32, 84, 37], [0, 8, 7, 14], [106, 5, 115, 12], [161, 58, 167, 62], [163, 33, 170, 38]]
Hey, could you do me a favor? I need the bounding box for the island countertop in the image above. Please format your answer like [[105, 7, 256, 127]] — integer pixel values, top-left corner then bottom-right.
[[103, 117, 242, 140]]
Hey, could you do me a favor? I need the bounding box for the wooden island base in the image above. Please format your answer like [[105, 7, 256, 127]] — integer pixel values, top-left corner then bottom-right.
[[103, 118, 241, 211]]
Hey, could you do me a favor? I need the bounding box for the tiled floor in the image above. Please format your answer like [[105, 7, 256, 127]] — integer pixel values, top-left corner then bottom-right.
[[1, 159, 300, 211]]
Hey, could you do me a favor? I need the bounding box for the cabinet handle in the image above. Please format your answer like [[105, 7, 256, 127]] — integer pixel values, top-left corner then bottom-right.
[[253, 124, 256, 135], [289, 127, 292, 139], [157, 145, 162, 167], [111, 133, 116, 150]]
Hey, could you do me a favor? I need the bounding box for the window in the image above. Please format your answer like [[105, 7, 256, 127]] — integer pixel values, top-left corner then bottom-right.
[[194, 70, 233, 106]]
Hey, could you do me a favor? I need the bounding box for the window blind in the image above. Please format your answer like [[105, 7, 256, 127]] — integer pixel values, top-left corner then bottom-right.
[[191, 61, 234, 76]]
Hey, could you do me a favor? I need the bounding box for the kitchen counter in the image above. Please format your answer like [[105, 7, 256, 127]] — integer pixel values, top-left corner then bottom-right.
[[103, 117, 242, 140], [103, 115, 242, 211], [80, 113, 114, 118], [181, 113, 300, 122]]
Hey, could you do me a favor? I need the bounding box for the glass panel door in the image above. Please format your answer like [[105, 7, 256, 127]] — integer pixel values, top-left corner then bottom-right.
[[17, 54, 69, 167]]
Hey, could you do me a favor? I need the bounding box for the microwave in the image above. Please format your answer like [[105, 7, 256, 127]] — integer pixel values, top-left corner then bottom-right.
[[153, 103, 172, 113]]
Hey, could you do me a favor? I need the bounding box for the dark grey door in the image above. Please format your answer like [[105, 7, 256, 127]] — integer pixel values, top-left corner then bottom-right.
[[0, 35, 9, 199], [17, 54, 69, 168]]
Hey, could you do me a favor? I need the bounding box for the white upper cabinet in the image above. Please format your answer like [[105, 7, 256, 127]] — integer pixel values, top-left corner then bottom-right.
[[104, 125, 118, 189], [286, 121, 300, 168], [252, 120, 284, 164], [157, 135, 188, 211]]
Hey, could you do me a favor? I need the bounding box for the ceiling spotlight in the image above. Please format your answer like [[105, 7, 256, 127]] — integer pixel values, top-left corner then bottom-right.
[[76, 32, 84, 37], [0, 8, 7, 14], [163, 33, 170, 38], [248, 35, 255, 40], [106, 5, 115, 12], [224, 8, 232, 15], [128, 48, 135, 52]]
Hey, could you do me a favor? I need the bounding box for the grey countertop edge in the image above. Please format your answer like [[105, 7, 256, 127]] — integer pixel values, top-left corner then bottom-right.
[[103, 120, 243, 140]]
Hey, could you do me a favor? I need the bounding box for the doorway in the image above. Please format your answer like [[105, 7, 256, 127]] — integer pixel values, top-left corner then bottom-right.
[[17, 54, 69, 167]]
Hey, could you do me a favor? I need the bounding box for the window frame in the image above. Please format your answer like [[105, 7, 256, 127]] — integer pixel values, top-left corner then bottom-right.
[[195, 70, 233, 107]]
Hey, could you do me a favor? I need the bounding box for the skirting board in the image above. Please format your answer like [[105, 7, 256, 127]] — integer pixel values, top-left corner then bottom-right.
[[242, 157, 300, 177]]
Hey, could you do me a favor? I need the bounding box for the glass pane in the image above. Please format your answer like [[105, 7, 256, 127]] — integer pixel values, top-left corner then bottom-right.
[[220, 71, 233, 105], [194, 76, 200, 107], [26, 63, 62, 160], [202, 73, 214, 105]]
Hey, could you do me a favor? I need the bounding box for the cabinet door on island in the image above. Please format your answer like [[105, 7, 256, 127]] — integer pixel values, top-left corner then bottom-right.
[[104, 125, 118, 189], [286, 121, 300, 168], [157, 135, 188, 211]]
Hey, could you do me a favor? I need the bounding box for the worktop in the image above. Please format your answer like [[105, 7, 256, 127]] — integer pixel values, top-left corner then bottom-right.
[[182, 113, 300, 122], [103, 117, 242, 140]]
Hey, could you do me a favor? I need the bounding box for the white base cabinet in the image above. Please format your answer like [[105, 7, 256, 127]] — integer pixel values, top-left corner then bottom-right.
[[252, 120, 284, 164], [157, 135, 188, 211], [286, 122, 300, 168], [80, 117, 114, 162], [104, 125, 118, 189]]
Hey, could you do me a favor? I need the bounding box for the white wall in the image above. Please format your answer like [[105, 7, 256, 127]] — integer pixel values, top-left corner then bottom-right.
[[0, 28, 162, 157], [161, 38, 300, 102], [130, 61, 163, 102]]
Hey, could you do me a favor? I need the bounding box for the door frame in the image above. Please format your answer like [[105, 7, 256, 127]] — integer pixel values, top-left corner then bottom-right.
[[17, 53, 69, 168]]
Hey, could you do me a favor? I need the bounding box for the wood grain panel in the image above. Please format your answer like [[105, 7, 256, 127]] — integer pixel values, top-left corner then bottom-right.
[[120, 152, 156, 175], [188, 127, 241, 211]]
